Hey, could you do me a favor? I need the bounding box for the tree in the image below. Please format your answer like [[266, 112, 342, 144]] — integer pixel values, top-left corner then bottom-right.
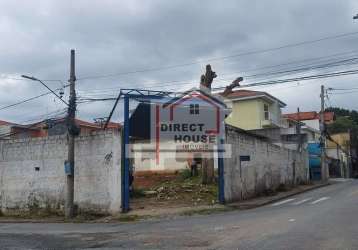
[[327, 116, 358, 134], [326, 107, 358, 177], [199, 64, 217, 184]]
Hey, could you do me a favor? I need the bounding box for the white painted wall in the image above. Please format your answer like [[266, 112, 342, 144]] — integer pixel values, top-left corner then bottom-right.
[[0, 125, 11, 138], [132, 141, 190, 172], [224, 125, 309, 202], [302, 119, 320, 131], [0, 130, 121, 215]]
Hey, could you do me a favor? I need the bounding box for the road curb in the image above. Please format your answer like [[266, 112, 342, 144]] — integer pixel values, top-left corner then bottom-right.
[[227, 182, 330, 210]]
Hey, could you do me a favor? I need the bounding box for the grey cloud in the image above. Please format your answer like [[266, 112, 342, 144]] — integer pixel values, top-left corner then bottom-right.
[[1, 0, 358, 123]]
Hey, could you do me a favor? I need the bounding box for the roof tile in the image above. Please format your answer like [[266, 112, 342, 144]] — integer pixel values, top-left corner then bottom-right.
[[283, 111, 335, 122]]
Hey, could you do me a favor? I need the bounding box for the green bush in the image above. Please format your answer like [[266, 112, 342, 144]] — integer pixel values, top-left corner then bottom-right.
[[179, 169, 192, 180], [131, 188, 146, 198]]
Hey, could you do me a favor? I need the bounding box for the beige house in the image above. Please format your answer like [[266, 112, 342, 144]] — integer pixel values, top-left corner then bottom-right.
[[222, 90, 286, 130], [326, 132, 351, 177]]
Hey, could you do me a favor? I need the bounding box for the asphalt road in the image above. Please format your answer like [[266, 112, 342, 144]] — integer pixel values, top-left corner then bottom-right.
[[1, 179, 358, 250]]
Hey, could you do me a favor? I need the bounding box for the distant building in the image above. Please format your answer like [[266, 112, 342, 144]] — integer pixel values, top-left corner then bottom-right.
[[222, 89, 286, 130], [0, 120, 18, 139], [326, 132, 351, 178], [1, 118, 120, 139], [283, 111, 335, 131]]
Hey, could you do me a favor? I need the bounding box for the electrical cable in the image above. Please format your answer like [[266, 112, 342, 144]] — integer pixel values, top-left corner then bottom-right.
[[76, 31, 358, 81]]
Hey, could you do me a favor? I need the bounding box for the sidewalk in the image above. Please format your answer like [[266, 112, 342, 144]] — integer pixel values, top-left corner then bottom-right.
[[227, 182, 329, 209], [0, 182, 330, 223]]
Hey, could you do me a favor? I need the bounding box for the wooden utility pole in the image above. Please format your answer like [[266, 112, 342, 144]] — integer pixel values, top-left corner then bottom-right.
[[292, 107, 301, 186], [296, 108, 302, 152], [348, 128, 352, 178], [65, 49, 77, 218], [320, 85, 327, 182]]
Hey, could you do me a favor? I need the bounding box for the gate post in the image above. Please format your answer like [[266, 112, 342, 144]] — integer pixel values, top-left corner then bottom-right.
[[218, 138, 225, 204], [122, 95, 130, 212]]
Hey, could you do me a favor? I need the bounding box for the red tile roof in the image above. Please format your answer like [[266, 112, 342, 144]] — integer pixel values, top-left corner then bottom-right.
[[283, 111, 335, 122], [221, 89, 286, 107], [74, 119, 120, 129], [49, 118, 121, 129], [105, 121, 121, 129], [222, 89, 265, 99], [74, 118, 101, 128], [0, 120, 16, 126]]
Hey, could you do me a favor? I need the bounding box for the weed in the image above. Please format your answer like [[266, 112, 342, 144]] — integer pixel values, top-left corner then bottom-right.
[[131, 188, 146, 198], [180, 207, 233, 216], [117, 214, 141, 222], [276, 184, 288, 192], [179, 169, 192, 180]]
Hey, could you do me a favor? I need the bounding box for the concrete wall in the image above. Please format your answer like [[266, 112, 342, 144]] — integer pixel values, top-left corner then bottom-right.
[[224, 125, 309, 202], [0, 130, 121, 215]]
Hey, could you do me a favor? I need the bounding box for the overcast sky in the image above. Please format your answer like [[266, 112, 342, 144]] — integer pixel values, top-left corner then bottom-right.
[[1, 0, 358, 124]]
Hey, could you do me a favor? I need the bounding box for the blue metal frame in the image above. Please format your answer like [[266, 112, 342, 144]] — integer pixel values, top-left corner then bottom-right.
[[120, 88, 226, 212], [120, 89, 174, 213], [122, 95, 130, 212]]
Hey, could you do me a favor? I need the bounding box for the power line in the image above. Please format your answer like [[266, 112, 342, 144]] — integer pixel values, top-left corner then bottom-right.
[[18, 108, 67, 124], [76, 31, 358, 81], [327, 87, 358, 91], [327, 90, 358, 95], [0, 84, 70, 112], [5, 50, 358, 111], [0, 110, 67, 139], [241, 57, 358, 80], [219, 49, 358, 79], [77, 68, 358, 103], [213, 69, 358, 91], [77, 50, 358, 96], [75, 69, 358, 103]]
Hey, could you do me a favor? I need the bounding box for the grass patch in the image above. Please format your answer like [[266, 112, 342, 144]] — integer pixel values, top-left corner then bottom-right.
[[1, 208, 64, 219], [180, 207, 233, 216], [68, 211, 109, 222], [276, 184, 288, 192], [179, 169, 192, 180], [131, 188, 146, 198], [115, 214, 152, 222]]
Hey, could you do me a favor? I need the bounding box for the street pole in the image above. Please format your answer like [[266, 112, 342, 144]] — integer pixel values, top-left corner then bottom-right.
[[348, 129, 352, 178], [297, 107, 302, 152], [65, 49, 76, 218], [320, 85, 327, 182]]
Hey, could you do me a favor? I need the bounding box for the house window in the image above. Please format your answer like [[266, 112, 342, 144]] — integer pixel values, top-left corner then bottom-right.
[[264, 104, 269, 120], [190, 104, 199, 114]]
